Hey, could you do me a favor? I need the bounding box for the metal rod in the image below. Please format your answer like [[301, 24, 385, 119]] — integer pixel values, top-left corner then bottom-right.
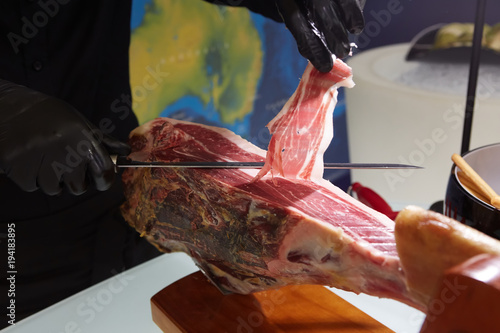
[[113, 156, 422, 170], [461, 0, 487, 154]]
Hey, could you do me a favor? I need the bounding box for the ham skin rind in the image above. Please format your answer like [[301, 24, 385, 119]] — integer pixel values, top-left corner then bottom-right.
[[121, 118, 425, 311], [395, 206, 500, 307]]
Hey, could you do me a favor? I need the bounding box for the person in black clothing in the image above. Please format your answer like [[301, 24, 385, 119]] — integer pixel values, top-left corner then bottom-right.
[[0, 0, 365, 326]]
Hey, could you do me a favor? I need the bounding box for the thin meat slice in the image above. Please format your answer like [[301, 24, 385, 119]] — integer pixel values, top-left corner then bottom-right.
[[121, 118, 425, 311], [254, 59, 354, 181]]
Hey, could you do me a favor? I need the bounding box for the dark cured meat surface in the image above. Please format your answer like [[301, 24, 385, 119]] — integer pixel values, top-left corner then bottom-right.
[[132, 120, 396, 254]]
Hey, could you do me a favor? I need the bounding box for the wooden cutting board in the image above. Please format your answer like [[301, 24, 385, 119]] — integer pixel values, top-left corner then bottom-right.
[[151, 271, 393, 333]]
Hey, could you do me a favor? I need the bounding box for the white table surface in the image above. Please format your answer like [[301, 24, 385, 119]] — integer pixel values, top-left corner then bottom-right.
[[2, 252, 425, 333]]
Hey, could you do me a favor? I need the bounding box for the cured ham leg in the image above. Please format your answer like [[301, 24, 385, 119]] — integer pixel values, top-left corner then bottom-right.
[[121, 117, 425, 311], [254, 59, 354, 181]]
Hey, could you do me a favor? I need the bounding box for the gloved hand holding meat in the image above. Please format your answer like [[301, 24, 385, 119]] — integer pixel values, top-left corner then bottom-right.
[[0, 80, 130, 195], [204, 0, 366, 72]]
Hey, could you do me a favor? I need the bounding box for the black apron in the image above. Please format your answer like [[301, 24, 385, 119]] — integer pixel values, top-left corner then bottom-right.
[[0, 175, 159, 325]]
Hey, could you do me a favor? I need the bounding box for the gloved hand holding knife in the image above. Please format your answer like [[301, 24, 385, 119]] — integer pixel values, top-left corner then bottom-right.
[[0, 0, 366, 197], [0, 80, 130, 196]]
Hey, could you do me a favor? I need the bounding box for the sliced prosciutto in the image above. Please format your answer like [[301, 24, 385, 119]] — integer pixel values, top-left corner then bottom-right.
[[121, 117, 424, 311], [254, 59, 354, 181]]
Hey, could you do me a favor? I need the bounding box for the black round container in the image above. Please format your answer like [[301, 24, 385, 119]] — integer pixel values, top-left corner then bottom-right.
[[444, 143, 500, 240]]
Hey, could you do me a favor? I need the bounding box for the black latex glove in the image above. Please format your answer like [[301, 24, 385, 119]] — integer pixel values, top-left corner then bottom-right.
[[276, 0, 365, 72], [205, 0, 365, 72], [0, 80, 130, 196]]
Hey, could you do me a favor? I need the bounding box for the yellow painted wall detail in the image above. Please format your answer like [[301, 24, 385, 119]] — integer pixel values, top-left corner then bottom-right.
[[129, 0, 263, 125]]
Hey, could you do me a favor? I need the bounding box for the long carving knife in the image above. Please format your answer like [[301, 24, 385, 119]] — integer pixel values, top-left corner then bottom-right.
[[113, 156, 422, 170]]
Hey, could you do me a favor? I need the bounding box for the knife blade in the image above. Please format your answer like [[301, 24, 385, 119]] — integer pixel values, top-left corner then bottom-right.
[[113, 156, 422, 170]]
